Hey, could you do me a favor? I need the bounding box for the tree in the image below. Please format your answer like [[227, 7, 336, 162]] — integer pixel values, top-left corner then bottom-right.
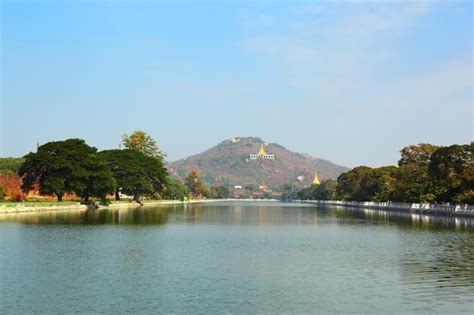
[[185, 171, 207, 198], [336, 166, 396, 201], [280, 183, 299, 200], [391, 164, 436, 203], [99, 149, 168, 204], [399, 143, 439, 167], [245, 184, 257, 193], [122, 130, 165, 158], [77, 157, 117, 204], [428, 144, 473, 204], [19, 139, 116, 203], [336, 166, 372, 201], [386, 143, 441, 203], [0, 185, 6, 200], [210, 186, 231, 199], [162, 178, 188, 201], [297, 180, 338, 200], [0, 157, 25, 174], [366, 166, 397, 202]]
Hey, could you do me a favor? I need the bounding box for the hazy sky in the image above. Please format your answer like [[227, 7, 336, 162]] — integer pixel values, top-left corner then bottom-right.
[[1, 0, 472, 167]]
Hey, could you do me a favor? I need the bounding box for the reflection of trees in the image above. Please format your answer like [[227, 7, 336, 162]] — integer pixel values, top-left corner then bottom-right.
[[0, 206, 174, 225], [100, 207, 169, 225], [180, 203, 321, 225], [323, 205, 474, 231], [1, 203, 472, 231]]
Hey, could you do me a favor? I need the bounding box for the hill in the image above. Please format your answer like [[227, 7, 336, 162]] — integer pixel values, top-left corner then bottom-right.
[[168, 137, 349, 189]]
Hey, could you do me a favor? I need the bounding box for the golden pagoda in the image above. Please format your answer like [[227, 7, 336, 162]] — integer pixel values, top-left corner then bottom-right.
[[312, 172, 320, 185], [258, 144, 267, 156]]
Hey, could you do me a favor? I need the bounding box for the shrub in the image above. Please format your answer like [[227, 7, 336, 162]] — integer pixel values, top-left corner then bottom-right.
[[15, 193, 23, 202]]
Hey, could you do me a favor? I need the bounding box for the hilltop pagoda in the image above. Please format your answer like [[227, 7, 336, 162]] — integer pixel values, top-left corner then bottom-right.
[[250, 144, 275, 160]]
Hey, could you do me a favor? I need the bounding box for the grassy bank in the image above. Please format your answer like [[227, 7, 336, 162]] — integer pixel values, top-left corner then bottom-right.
[[0, 201, 81, 208], [0, 199, 228, 214]]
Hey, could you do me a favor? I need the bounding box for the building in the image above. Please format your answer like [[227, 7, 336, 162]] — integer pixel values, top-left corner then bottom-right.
[[233, 189, 245, 198], [252, 191, 264, 198], [250, 144, 275, 160]]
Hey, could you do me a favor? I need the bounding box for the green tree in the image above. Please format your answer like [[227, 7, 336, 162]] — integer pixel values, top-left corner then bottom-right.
[[19, 139, 116, 203], [122, 130, 165, 158], [185, 171, 207, 198], [388, 143, 441, 203], [0, 185, 6, 200], [244, 184, 257, 193], [336, 166, 396, 201], [280, 183, 299, 200], [210, 186, 231, 199], [399, 143, 439, 167], [162, 178, 188, 201], [99, 149, 168, 203], [298, 180, 338, 200], [0, 157, 25, 174], [428, 144, 473, 204], [336, 166, 372, 201], [366, 166, 397, 202], [391, 164, 436, 203]]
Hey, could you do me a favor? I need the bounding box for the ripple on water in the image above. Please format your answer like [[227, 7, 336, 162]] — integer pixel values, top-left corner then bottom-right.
[[0, 203, 473, 314]]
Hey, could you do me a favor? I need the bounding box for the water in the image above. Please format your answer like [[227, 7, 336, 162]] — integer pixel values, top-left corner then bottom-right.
[[1, 201, 473, 314]]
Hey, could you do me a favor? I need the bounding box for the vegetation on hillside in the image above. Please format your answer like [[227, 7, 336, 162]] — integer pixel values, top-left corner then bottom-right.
[[169, 137, 349, 188], [0, 157, 25, 173]]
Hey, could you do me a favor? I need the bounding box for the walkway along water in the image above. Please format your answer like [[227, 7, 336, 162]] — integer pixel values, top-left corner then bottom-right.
[[296, 200, 474, 217], [0, 199, 227, 214]]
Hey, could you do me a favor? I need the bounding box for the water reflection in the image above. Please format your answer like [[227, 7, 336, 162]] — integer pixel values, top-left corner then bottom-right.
[[0, 202, 473, 230], [327, 205, 474, 231], [0, 206, 169, 225], [0, 202, 473, 314]]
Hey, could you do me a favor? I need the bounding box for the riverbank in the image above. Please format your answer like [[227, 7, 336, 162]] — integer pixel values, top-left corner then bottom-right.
[[0, 199, 225, 214], [296, 200, 474, 217]]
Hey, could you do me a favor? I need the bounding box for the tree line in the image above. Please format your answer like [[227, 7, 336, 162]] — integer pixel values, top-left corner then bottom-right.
[[1, 131, 229, 204], [289, 143, 473, 205]]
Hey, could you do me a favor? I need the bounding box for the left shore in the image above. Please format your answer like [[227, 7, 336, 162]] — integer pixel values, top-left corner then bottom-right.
[[0, 199, 225, 214]]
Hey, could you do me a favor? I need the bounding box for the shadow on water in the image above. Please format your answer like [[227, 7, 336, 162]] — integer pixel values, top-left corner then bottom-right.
[[320, 205, 474, 231], [0, 206, 172, 225]]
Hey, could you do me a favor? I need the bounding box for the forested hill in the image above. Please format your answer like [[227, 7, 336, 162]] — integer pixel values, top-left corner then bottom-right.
[[0, 157, 24, 174], [168, 137, 349, 188]]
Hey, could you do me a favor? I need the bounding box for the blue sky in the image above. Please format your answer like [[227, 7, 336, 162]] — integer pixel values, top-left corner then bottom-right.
[[1, 0, 472, 167]]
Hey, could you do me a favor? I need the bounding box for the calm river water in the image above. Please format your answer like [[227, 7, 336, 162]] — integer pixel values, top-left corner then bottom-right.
[[0, 201, 473, 314]]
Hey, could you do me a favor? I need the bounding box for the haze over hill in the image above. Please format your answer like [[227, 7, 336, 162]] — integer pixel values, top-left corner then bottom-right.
[[168, 137, 349, 188]]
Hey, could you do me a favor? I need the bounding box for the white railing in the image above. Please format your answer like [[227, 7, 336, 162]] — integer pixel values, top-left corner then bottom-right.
[[295, 200, 474, 217]]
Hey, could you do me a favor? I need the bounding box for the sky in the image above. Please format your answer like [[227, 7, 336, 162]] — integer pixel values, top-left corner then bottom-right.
[[1, 0, 472, 168]]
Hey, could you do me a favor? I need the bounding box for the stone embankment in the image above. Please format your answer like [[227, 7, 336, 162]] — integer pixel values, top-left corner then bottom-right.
[[297, 200, 474, 217], [0, 199, 223, 214]]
